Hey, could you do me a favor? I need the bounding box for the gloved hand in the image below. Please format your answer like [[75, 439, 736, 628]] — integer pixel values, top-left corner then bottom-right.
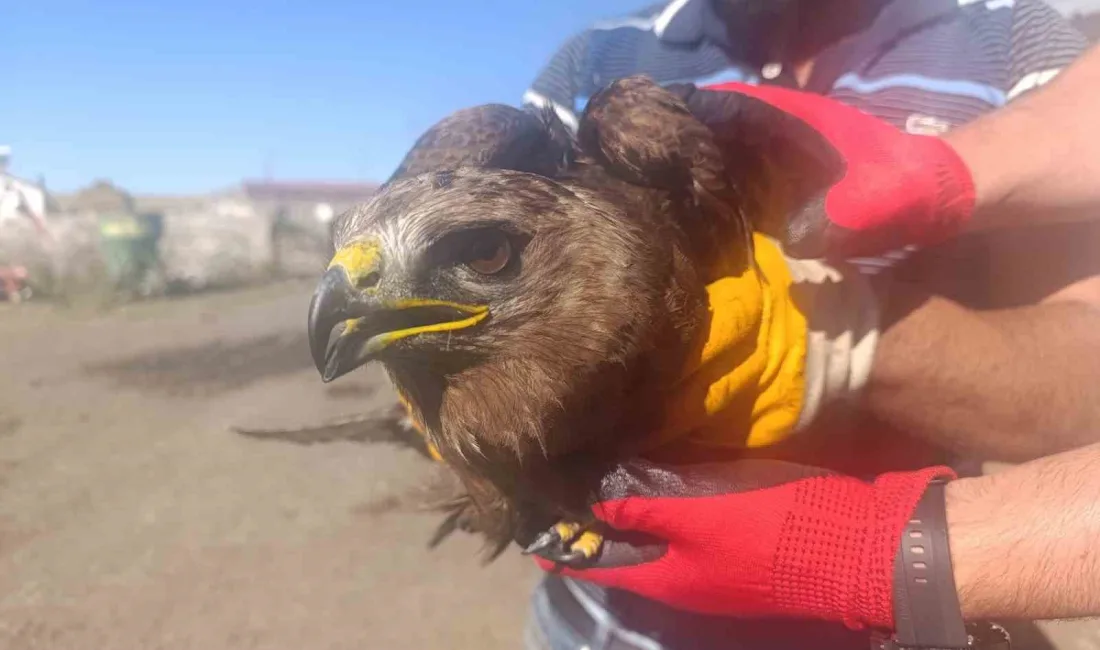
[[650, 233, 881, 451], [665, 81, 976, 259], [537, 459, 955, 631]]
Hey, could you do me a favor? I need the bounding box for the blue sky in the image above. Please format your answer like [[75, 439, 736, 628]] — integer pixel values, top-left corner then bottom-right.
[[4, 0, 645, 193]]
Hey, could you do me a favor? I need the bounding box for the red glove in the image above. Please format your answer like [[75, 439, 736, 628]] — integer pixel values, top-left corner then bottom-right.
[[537, 460, 954, 631], [666, 82, 976, 259]]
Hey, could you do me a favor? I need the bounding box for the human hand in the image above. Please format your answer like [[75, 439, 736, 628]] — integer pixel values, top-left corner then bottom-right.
[[667, 82, 976, 259], [536, 459, 953, 630]]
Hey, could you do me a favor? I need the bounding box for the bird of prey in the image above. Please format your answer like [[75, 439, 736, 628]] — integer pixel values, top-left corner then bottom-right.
[[306, 76, 810, 564]]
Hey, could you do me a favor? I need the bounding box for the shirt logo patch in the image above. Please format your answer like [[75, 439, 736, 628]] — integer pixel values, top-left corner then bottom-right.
[[905, 114, 952, 136]]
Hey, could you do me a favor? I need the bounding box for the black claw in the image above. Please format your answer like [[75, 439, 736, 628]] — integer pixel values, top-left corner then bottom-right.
[[556, 549, 589, 566], [522, 527, 563, 556], [529, 544, 597, 568]]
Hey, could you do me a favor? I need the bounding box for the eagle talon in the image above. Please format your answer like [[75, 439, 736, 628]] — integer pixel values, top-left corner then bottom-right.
[[522, 528, 564, 556], [554, 548, 589, 565], [527, 542, 582, 565], [523, 522, 603, 567], [563, 529, 604, 566]]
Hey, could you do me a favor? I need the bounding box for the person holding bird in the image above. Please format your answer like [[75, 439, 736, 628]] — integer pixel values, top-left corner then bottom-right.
[[306, 1, 1100, 648]]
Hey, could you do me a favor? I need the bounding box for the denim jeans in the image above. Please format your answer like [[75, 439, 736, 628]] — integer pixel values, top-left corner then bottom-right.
[[524, 575, 869, 650]]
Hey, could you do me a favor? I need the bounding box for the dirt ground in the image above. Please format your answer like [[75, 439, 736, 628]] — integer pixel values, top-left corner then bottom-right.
[[0, 281, 536, 649], [3, 281, 1100, 650]]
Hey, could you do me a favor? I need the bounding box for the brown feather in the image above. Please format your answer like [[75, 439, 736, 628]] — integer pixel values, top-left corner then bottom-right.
[[578, 75, 755, 278], [387, 104, 573, 184], [334, 79, 758, 553]]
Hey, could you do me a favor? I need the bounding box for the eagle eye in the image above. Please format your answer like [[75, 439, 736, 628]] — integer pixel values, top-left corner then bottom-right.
[[463, 231, 512, 275]]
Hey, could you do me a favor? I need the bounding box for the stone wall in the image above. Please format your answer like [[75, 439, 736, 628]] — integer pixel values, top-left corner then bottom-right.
[[0, 212, 102, 298], [1, 192, 335, 302], [159, 198, 275, 292]]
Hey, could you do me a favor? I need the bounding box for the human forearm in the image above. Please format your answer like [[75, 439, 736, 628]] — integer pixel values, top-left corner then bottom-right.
[[866, 285, 1100, 461], [947, 443, 1100, 621], [947, 45, 1100, 231]]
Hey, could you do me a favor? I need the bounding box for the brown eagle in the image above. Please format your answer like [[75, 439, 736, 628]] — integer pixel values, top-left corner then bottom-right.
[[306, 76, 824, 563]]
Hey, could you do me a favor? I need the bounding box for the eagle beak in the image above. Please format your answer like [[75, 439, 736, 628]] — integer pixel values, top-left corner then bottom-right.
[[308, 241, 490, 383]]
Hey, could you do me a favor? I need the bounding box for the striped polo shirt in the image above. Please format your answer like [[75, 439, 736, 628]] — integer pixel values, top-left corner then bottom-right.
[[525, 0, 1085, 130], [523, 0, 1087, 273]]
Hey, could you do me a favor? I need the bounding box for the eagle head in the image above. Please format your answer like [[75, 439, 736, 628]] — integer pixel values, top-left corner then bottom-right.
[[310, 167, 701, 475], [307, 75, 761, 547]]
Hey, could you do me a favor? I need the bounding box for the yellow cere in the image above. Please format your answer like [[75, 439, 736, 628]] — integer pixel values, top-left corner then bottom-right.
[[329, 239, 382, 289]]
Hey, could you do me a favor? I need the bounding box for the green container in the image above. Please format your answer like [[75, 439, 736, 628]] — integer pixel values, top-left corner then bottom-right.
[[97, 211, 163, 294]]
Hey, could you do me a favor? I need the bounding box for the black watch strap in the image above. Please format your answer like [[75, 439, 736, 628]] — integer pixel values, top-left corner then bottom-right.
[[892, 479, 970, 649]]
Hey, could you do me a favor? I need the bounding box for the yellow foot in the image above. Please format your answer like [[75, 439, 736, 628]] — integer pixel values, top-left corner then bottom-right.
[[522, 520, 604, 567]]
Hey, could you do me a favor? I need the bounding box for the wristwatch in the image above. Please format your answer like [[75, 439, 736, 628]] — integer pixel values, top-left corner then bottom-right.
[[874, 479, 1012, 650]]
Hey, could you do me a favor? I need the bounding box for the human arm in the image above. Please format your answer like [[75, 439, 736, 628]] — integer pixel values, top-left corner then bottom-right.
[[668, 58, 1100, 460], [673, 46, 1099, 257], [850, 10, 1098, 460], [949, 3, 1092, 234], [864, 266, 1100, 462], [948, 442, 1100, 621], [538, 444, 1100, 628]]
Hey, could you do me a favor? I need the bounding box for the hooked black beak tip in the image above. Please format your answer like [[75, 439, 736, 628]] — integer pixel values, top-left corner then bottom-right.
[[321, 356, 346, 383], [307, 266, 354, 378]]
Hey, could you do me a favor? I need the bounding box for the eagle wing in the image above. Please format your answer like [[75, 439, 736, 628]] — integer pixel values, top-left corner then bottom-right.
[[575, 76, 753, 275]]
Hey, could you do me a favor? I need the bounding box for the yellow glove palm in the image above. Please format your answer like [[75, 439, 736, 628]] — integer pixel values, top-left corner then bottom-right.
[[651, 233, 808, 450]]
